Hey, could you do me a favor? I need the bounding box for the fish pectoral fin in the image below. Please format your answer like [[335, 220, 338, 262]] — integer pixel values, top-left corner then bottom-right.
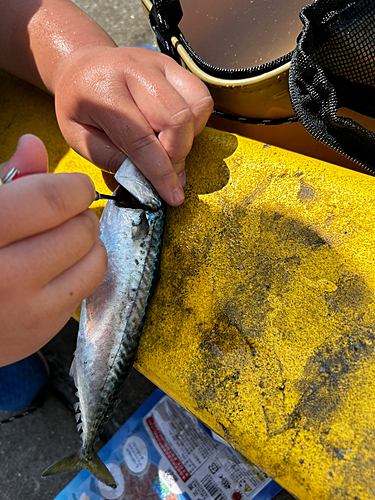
[[42, 449, 116, 489]]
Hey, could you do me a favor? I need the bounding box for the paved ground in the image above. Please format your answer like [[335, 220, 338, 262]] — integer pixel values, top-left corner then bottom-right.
[[0, 0, 294, 499]]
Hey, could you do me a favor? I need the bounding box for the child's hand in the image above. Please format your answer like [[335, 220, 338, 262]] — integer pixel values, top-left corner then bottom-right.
[[0, 1, 213, 206], [53, 47, 213, 206], [0, 135, 107, 366]]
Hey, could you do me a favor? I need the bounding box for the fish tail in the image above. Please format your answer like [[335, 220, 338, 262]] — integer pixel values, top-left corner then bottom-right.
[[42, 447, 116, 488]]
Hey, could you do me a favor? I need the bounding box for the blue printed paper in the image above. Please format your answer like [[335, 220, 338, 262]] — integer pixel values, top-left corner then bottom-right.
[[55, 389, 282, 500]]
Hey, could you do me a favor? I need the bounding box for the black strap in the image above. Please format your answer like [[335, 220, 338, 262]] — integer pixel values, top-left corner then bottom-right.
[[212, 108, 298, 126], [149, 0, 183, 61]]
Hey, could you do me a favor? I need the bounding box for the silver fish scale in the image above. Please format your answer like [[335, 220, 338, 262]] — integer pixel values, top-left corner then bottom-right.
[[70, 200, 164, 449]]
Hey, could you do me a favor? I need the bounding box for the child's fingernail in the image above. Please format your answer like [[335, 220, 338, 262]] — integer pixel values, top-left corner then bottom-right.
[[173, 187, 185, 205], [178, 171, 186, 188]]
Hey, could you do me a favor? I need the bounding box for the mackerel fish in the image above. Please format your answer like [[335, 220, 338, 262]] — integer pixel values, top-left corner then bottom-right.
[[42, 158, 165, 488]]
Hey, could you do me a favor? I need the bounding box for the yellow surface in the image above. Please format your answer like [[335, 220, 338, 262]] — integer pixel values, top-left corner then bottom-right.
[[1, 71, 375, 499]]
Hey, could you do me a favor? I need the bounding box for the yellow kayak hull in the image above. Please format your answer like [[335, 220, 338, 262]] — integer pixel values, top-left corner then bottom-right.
[[1, 71, 375, 500]]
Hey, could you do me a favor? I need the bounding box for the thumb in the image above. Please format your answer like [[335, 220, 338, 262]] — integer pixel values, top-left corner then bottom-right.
[[0, 134, 48, 179]]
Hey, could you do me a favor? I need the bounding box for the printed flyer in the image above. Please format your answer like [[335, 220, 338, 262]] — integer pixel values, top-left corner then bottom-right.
[[55, 390, 282, 500]]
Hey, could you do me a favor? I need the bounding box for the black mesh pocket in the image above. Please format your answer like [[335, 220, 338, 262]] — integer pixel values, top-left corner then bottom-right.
[[289, 0, 375, 173]]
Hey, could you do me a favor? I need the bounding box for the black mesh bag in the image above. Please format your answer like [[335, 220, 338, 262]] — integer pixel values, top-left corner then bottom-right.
[[289, 0, 375, 173]]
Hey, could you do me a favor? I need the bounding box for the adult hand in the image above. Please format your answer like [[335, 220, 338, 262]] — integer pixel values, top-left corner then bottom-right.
[[0, 135, 107, 366]]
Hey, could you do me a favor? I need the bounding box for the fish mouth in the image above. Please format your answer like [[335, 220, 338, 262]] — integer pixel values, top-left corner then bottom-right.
[[114, 185, 158, 211]]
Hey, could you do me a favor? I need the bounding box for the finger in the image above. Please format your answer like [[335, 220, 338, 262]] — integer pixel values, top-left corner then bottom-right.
[[0, 172, 96, 247], [163, 63, 214, 136], [42, 236, 108, 312], [103, 98, 186, 206], [0, 209, 101, 289], [65, 97, 185, 206], [125, 68, 194, 176], [0, 134, 48, 178], [128, 68, 212, 175], [57, 120, 127, 175], [0, 237, 107, 365]]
